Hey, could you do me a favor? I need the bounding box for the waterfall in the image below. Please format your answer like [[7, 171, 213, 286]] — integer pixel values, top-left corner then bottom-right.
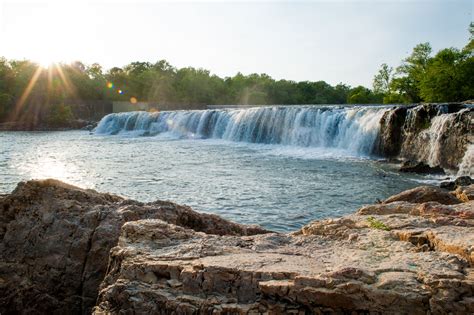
[[425, 114, 455, 167], [458, 144, 474, 176], [95, 106, 388, 155]]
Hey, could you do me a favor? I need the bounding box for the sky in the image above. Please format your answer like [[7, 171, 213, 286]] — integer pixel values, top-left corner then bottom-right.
[[0, 0, 472, 87]]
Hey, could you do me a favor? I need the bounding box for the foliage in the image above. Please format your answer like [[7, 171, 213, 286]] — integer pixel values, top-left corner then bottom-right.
[[0, 23, 472, 125], [373, 63, 393, 95], [46, 104, 74, 127], [347, 86, 382, 104], [374, 24, 473, 104], [419, 48, 474, 102], [367, 216, 391, 231]]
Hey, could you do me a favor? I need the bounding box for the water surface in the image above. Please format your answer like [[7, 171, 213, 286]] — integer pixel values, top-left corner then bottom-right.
[[1, 130, 432, 231]]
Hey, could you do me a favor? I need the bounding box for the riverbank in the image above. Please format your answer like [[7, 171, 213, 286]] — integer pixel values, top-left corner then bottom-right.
[[0, 120, 96, 131], [0, 179, 473, 314]]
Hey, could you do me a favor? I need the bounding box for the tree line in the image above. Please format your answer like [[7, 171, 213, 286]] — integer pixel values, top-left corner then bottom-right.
[[0, 24, 472, 125], [373, 23, 473, 103]]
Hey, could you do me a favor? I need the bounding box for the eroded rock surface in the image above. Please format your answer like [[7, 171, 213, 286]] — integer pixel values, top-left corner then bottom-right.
[[0, 179, 267, 314], [95, 187, 474, 314], [383, 185, 461, 205], [1, 179, 473, 314], [375, 103, 473, 171]]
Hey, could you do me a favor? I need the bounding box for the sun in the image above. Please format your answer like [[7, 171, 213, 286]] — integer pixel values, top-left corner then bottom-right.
[[36, 55, 56, 68]]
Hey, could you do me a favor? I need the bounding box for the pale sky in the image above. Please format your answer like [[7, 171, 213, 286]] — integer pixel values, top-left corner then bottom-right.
[[0, 0, 472, 87]]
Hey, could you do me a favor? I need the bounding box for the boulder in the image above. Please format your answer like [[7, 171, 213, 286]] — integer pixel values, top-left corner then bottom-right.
[[455, 176, 473, 187], [383, 186, 462, 205], [399, 160, 445, 174], [0, 179, 267, 315], [440, 180, 456, 191]]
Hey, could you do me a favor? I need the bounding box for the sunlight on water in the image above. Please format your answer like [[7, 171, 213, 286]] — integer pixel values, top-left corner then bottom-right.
[[9, 142, 96, 190], [0, 130, 428, 232]]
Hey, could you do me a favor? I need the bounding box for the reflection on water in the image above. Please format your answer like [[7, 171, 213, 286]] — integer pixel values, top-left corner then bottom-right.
[[1, 131, 433, 231], [15, 153, 95, 188]]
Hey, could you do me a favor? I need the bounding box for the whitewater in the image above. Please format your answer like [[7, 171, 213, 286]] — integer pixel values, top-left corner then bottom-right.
[[2, 105, 472, 231]]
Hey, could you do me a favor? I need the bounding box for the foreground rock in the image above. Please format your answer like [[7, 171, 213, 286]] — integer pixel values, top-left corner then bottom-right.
[[94, 185, 474, 314], [383, 185, 462, 205], [0, 180, 267, 314], [1, 180, 473, 314]]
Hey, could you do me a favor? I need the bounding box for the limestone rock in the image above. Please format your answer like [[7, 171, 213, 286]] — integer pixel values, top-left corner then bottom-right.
[[399, 160, 445, 174], [383, 185, 462, 205], [2, 180, 474, 314], [454, 184, 474, 202], [0, 179, 267, 314], [95, 188, 474, 314], [375, 103, 473, 171]]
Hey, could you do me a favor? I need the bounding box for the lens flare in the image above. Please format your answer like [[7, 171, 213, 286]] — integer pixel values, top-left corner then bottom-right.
[[107, 82, 114, 89], [118, 89, 123, 94], [130, 97, 137, 104]]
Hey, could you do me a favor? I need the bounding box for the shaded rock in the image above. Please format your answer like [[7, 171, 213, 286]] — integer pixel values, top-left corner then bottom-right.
[[455, 176, 474, 187], [399, 160, 445, 174], [374, 106, 409, 157], [440, 180, 456, 191], [0, 179, 267, 315], [376, 103, 473, 171], [383, 186, 462, 205], [399, 106, 473, 171]]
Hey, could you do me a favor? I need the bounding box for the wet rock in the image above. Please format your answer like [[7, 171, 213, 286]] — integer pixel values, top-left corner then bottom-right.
[[383, 186, 462, 205], [399, 160, 445, 174], [376, 103, 473, 171], [440, 181, 456, 191], [0, 179, 267, 315], [374, 106, 409, 157], [455, 176, 473, 187]]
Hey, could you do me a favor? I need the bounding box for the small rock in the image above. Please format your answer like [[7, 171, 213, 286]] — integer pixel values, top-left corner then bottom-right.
[[383, 186, 461, 205], [167, 279, 183, 288], [440, 181, 456, 191], [454, 176, 473, 187], [399, 161, 445, 174]]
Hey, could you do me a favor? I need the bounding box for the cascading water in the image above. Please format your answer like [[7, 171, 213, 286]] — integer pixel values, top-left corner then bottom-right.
[[458, 144, 474, 176], [95, 106, 389, 156]]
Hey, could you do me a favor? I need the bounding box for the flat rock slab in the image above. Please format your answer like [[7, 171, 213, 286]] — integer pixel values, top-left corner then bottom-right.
[[95, 199, 474, 314]]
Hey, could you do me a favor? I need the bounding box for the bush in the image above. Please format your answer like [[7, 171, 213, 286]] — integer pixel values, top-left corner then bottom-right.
[[46, 104, 74, 127]]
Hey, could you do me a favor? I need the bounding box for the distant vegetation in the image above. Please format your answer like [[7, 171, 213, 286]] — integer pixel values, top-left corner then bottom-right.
[[373, 23, 473, 104], [0, 24, 472, 125]]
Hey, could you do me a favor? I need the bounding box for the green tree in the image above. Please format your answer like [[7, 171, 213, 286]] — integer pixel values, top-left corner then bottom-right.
[[373, 63, 393, 95], [389, 42, 432, 103], [419, 48, 474, 102], [347, 86, 382, 104]]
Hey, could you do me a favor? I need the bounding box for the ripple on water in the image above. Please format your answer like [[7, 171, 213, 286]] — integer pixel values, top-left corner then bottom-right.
[[0, 130, 432, 231]]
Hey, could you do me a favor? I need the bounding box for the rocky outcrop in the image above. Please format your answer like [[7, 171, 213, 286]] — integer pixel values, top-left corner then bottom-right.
[[1, 179, 473, 314], [94, 185, 474, 314], [375, 103, 473, 171], [0, 180, 267, 315], [399, 161, 445, 174], [383, 185, 462, 205]]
